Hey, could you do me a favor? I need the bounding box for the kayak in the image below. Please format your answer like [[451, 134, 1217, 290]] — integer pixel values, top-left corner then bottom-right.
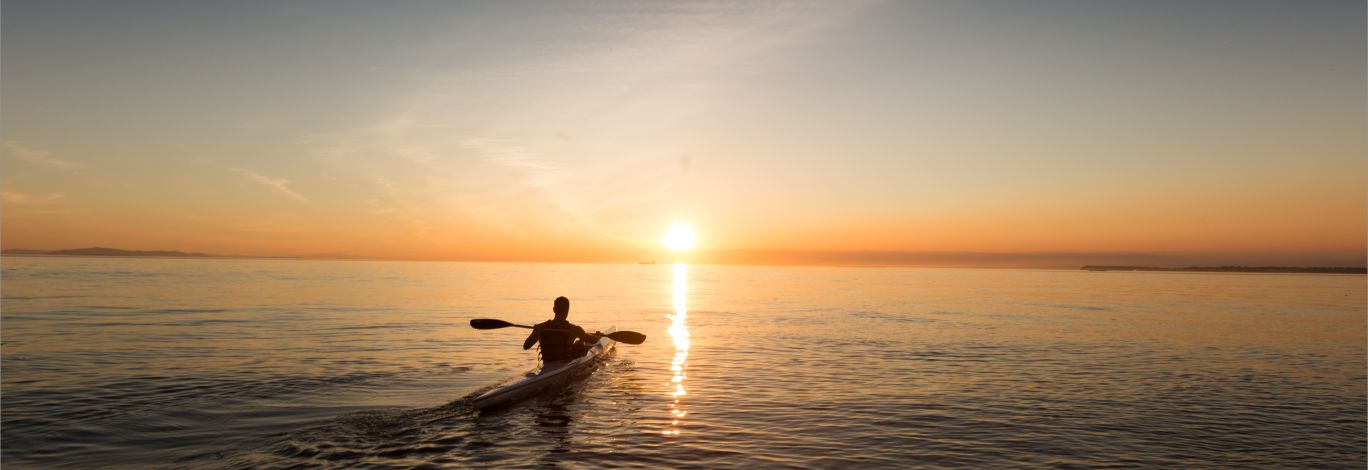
[[473, 326, 617, 410]]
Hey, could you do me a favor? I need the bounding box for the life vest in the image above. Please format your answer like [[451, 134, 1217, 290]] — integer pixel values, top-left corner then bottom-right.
[[536, 319, 580, 361]]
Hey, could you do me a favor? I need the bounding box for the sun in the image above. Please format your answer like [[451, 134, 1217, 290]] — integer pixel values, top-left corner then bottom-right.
[[662, 223, 696, 251]]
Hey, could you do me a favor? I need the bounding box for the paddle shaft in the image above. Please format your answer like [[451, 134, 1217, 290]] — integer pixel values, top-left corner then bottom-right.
[[474, 321, 594, 335], [488, 322, 613, 341], [501, 323, 582, 335], [469, 318, 646, 344]]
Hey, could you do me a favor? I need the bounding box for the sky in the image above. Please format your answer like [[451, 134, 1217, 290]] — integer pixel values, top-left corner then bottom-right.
[[2, 0, 1364, 267]]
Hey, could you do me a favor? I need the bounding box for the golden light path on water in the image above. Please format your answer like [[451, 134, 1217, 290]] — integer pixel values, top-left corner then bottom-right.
[[664, 262, 689, 437]]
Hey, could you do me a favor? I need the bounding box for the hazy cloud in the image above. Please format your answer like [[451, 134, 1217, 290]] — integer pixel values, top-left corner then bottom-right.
[[368, 177, 401, 215], [288, 3, 861, 244], [1, 190, 65, 204], [1, 140, 81, 170], [456, 137, 594, 226], [230, 168, 307, 202], [459, 138, 557, 172], [298, 134, 364, 161]]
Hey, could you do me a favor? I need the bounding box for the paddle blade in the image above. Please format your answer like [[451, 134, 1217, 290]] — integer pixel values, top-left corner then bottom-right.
[[606, 330, 647, 345], [470, 319, 514, 330]]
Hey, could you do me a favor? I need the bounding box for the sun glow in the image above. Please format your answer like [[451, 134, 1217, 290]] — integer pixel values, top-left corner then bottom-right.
[[662, 223, 697, 251]]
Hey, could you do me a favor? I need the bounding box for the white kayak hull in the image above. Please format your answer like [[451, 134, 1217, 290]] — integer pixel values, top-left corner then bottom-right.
[[473, 326, 617, 410]]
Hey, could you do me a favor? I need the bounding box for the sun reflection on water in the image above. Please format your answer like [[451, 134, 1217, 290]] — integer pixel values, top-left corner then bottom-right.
[[664, 262, 689, 437]]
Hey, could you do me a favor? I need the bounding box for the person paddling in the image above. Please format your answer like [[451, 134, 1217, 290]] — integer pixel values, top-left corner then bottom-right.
[[523, 296, 603, 361]]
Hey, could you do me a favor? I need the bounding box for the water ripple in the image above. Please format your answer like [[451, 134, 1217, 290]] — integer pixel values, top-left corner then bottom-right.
[[2, 258, 1363, 468]]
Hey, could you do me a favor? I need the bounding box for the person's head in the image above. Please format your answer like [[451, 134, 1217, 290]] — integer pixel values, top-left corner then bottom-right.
[[553, 296, 570, 319]]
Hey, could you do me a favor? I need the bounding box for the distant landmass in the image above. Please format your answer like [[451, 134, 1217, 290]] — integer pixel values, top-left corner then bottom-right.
[[0, 249, 52, 255], [2, 247, 212, 258], [1082, 265, 1366, 274], [0, 247, 371, 260]]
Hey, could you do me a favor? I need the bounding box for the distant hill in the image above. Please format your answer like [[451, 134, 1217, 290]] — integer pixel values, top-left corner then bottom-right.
[[2, 247, 212, 258], [1082, 265, 1366, 274]]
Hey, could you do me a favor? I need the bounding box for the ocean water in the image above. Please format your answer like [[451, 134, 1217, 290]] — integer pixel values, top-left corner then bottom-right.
[[2, 256, 1364, 468]]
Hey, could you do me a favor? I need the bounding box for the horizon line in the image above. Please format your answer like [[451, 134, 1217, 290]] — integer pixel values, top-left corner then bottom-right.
[[3, 246, 1364, 270]]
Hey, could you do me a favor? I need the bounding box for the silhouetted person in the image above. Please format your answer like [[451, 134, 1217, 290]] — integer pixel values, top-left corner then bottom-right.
[[524, 297, 602, 362]]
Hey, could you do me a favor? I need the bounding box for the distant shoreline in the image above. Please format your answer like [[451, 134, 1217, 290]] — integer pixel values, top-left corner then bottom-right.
[[3, 247, 211, 258], [0, 247, 358, 261], [1081, 265, 1367, 274]]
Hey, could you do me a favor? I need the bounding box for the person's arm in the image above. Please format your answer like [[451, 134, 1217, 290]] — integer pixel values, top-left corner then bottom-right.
[[574, 325, 600, 343], [523, 326, 541, 350]]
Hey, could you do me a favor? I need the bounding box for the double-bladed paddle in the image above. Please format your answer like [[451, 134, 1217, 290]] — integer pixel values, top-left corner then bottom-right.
[[469, 318, 647, 345]]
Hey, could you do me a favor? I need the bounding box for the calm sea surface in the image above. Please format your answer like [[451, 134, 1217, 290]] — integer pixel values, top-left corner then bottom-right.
[[2, 256, 1364, 468]]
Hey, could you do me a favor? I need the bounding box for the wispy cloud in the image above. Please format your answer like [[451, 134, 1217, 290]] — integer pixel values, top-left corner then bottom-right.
[[367, 176, 401, 215], [230, 168, 307, 202], [290, 2, 866, 245], [455, 137, 601, 230], [1, 190, 65, 205], [459, 138, 557, 171], [1, 140, 81, 169]]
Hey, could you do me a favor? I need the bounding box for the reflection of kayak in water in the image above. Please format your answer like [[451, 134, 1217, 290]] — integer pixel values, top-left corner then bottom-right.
[[473, 326, 617, 410]]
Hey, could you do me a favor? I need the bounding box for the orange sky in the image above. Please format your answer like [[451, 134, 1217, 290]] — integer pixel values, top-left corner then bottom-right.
[[2, 2, 1364, 267]]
